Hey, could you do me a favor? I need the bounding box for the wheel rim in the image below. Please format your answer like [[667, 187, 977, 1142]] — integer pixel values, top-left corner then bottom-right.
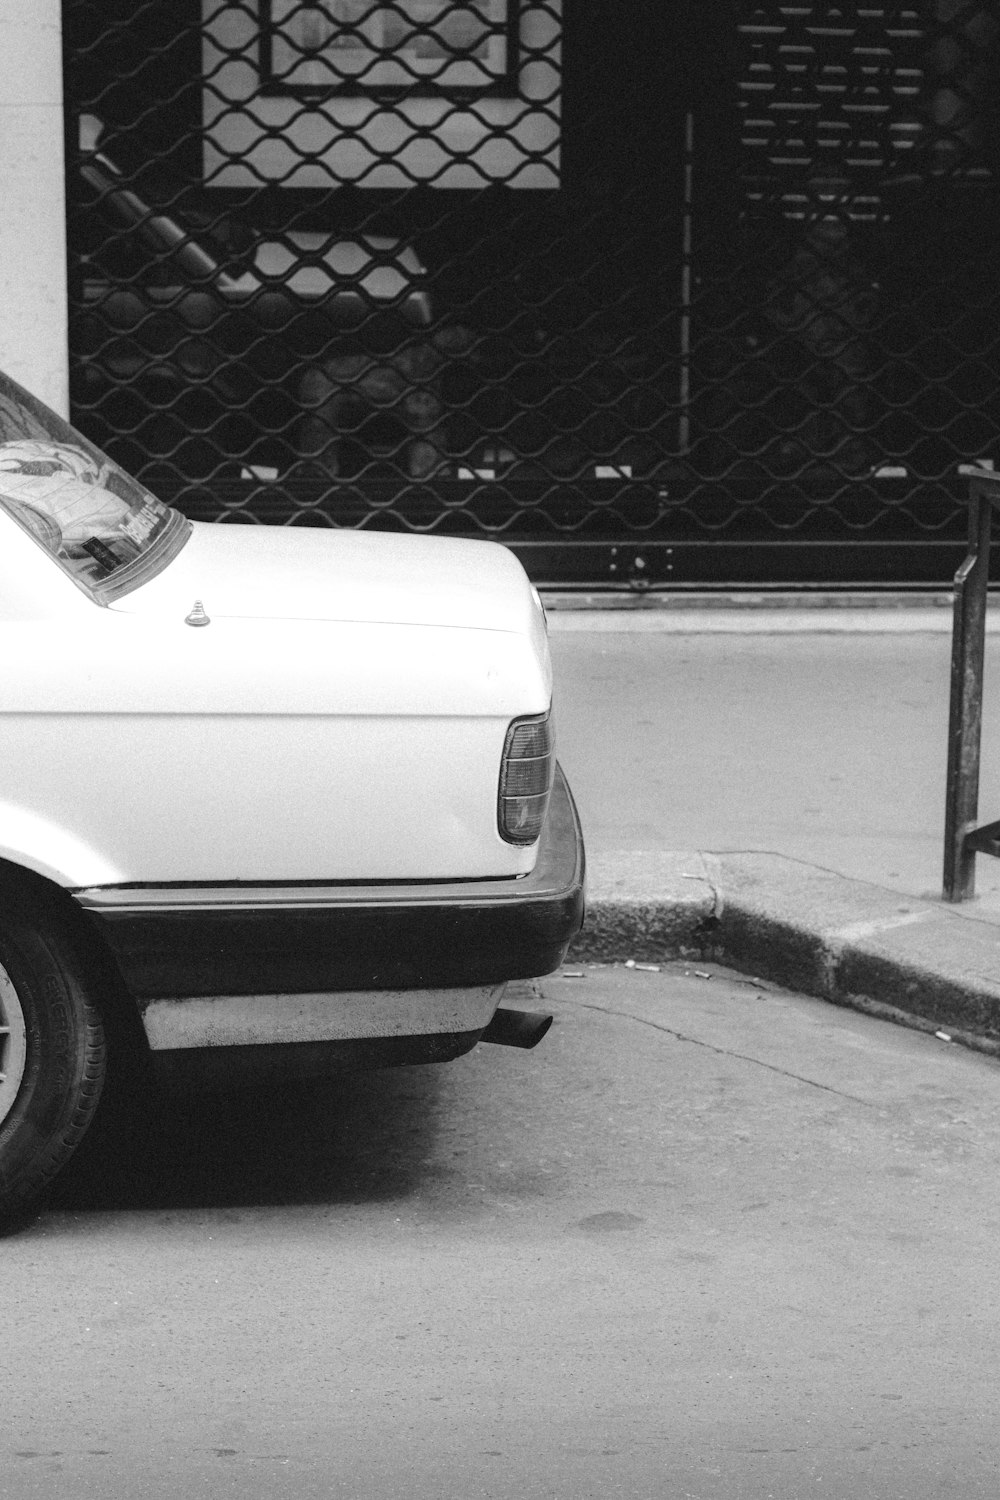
[[0, 961, 27, 1126]]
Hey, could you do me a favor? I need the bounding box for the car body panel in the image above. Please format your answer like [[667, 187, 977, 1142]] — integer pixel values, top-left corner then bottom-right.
[[0, 607, 551, 888], [0, 365, 584, 1091], [117, 518, 548, 636], [73, 765, 585, 1016], [0, 514, 99, 622], [0, 801, 126, 889]]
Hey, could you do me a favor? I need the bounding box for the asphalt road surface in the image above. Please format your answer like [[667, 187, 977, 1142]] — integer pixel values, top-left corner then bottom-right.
[[5, 964, 1000, 1499]]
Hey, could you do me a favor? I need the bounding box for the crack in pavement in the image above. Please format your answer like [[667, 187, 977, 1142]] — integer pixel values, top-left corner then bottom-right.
[[561, 998, 875, 1106]]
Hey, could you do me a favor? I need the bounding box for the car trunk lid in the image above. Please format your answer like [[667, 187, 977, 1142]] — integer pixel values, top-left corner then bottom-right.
[[116, 521, 545, 639]]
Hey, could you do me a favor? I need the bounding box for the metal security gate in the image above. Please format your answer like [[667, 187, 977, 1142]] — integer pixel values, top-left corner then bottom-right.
[[62, 2, 1000, 586]]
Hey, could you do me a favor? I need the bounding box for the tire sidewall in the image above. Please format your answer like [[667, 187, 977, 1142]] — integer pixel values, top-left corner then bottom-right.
[[0, 912, 104, 1206]]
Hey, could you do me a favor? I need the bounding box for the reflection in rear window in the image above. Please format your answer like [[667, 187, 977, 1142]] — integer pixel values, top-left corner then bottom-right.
[[0, 374, 189, 602]]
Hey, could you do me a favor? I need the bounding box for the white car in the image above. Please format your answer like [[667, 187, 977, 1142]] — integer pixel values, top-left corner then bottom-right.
[[0, 370, 584, 1216]]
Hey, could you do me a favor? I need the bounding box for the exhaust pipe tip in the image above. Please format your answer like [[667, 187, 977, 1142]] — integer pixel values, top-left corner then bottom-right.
[[479, 1007, 553, 1050]]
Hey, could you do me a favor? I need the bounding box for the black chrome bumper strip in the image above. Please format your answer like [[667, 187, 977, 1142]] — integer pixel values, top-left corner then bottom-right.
[[73, 765, 585, 1002]]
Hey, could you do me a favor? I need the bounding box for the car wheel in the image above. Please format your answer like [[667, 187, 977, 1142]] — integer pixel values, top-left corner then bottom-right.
[[0, 901, 106, 1219]]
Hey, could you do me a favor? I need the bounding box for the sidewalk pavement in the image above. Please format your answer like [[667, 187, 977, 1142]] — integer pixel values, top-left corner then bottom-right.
[[545, 591, 1000, 1054]]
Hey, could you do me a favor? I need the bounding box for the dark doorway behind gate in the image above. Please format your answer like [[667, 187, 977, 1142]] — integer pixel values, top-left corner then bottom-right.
[[62, 2, 1000, 586]]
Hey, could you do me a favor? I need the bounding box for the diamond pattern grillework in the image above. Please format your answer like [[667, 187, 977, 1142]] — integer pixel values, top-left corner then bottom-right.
[[61, 2, 1000, 584]]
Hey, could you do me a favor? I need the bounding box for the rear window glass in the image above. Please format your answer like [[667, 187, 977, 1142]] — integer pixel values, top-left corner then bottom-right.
[[0, 373, 189, 602]]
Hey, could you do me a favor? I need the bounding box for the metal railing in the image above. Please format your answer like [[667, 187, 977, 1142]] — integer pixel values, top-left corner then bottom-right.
[[943, 467, 1000, 900]]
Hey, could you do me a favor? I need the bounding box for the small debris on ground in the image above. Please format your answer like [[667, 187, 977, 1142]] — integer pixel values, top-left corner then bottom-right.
[[624, 960, 661, 972], [561, 970, 586, 979], [935, 1030, 952, 1042], [694, 970, 712, 980]]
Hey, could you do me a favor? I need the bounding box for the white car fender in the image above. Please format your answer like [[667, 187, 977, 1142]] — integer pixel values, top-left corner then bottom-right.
[[0, 800, 126, 888]]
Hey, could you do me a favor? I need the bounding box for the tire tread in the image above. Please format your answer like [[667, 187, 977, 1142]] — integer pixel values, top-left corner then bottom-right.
[[0, 900, 108, 1219]]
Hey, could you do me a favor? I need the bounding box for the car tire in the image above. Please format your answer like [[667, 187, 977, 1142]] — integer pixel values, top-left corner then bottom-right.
[[0, 899, 107, 1221]]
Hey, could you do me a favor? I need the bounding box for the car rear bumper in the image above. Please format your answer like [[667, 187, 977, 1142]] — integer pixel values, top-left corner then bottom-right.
[[72, 765, 585, 1017]]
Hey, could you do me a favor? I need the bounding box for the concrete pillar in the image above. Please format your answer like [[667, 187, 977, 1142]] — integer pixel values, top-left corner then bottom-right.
[[0, 1, 68, 415]]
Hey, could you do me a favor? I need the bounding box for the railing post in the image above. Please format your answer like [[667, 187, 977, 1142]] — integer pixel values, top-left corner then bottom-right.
[[943, 475, 994, 900]]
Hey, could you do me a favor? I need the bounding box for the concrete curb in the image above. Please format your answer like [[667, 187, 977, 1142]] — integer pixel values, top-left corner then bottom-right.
[[546, 609, 968, 634], [539, 589, 989, 635], [570, 851, 1000, 1054]]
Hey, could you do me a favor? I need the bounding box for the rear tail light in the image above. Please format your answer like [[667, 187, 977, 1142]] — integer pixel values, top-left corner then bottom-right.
[[498, 710, 555, 845]]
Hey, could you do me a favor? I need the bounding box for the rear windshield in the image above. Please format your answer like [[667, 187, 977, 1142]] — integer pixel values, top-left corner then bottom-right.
[[0, 372, 189, 602]]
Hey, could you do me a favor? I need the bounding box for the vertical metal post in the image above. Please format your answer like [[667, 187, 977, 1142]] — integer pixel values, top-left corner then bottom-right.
[[943, 478, 993, 900], [677, 110, 694, 456]]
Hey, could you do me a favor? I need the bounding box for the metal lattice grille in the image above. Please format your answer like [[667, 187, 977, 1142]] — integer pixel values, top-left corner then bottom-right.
[[62, 2, 1000, 584]]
